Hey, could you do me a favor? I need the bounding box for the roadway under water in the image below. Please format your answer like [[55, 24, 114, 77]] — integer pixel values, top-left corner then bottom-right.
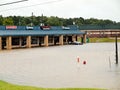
[[0, 43, 120, 90]]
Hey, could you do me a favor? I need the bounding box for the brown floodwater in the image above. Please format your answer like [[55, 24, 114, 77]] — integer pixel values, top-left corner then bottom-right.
[[0, 43, 120, 90]]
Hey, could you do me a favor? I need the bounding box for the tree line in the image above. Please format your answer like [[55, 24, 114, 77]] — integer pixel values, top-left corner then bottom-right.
[[0, 15, 120, 26]]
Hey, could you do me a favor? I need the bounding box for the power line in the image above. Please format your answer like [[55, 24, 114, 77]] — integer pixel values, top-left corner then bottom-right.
[[0, 0, 28, 6], [0, 0, 63, 12]]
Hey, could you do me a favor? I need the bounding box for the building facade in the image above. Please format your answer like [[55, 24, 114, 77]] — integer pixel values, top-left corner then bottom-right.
[[79, 25, 120, 38], [0, 25, 86, 50]]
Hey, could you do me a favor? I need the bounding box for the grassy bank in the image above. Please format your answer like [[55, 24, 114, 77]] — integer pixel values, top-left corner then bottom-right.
[[0, 80, 105, 90], [88, 38, 120, 43]]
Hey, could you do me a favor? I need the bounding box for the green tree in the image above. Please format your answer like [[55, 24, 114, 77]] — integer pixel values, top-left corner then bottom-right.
[[12, 16, 20, 25], [33, 16, 40, 26], [73, 17, 85, 25], [66, 18, 73, 25], [0, 15, 119, 26], [24, 17, 31, 26], [0, 15, 3, 25], [3, 17, 14, 25], [103, 19, 114, 25], [46, 16, 63, 26]]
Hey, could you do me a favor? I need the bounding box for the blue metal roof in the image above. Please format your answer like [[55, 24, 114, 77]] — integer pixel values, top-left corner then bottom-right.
[[0, 26, 85, 36]]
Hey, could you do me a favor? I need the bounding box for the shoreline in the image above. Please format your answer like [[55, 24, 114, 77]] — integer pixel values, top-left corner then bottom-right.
[[0, 80, 105, 90]]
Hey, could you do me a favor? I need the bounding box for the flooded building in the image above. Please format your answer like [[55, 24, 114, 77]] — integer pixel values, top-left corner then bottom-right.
[[0, 25, 86, 50], [79, 25, 120, 38]]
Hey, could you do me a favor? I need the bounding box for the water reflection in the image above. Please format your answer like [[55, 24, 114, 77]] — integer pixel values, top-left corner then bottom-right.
[[0, 43, 120, 90]]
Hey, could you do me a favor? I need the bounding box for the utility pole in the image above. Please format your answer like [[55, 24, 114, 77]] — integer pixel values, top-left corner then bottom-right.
[[41, 14, 44, 26], [31, 12, 33, 26], [115, 35, 118, 64]]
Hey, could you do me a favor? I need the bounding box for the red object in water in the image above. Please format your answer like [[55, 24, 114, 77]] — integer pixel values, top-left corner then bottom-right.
[[83, 61, 86, 65], [77, 57, 80, 63]]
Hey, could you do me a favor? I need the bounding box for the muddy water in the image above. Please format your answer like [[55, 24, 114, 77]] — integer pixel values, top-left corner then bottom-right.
[[0, 43, 120, 90]]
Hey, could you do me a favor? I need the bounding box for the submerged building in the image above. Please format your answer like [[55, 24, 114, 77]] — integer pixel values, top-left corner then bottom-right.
[[0, 25, 86, 50]]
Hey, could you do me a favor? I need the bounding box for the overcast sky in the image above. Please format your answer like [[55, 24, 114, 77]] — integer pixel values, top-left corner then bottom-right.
[[0, 0, 120, 22]]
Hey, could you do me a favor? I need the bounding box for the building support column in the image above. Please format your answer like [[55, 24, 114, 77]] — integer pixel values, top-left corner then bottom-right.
[[44, 35, 48, 47], [52, 36, 54, 45], [37, 37, 39, 45], [72, 35, 76, 42], [6, 36, 12, 50], [19, 37, 22, 47], [59, 35, 63, 45], [0, 37, 2, 50], [64, 36, 68, 44], [83, 34, 87, 43], [26, 36, 31, 48]]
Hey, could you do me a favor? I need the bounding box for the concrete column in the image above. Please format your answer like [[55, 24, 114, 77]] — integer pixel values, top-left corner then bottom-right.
[[44, 35, 48, 47], [0, 37, 2, 50], [52, 36, 54, 45], [26, 36, 31, 48], [37, 37, 39, 45], [64, 36, 67, 44], [59, 35, 63, 45], [19, 37, 22, 47], [6, 36, 12, 50], [72, 35, 76, 42], [83, 34, 87, 43]]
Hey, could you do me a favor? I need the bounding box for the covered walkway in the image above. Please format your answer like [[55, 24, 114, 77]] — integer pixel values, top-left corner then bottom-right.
[[0, 25, 86, 50]]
